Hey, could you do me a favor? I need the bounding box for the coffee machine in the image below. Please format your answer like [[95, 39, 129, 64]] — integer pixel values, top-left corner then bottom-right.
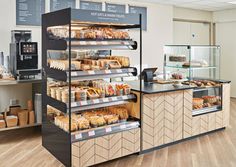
[[10, 30, 41, 79]]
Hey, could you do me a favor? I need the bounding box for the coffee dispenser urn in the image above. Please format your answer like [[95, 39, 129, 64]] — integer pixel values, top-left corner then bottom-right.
[[10, 30, 41, 79]]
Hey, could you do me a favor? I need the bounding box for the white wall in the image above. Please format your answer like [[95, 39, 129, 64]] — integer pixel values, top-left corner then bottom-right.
[[213, 9, 236, 97], [0, 0, 173, 112], [0, 0, 173, 69], [173, 7, 213, 22]]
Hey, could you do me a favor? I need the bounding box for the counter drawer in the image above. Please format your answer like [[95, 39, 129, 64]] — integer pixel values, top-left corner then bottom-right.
[[72, 128, 140, 167]]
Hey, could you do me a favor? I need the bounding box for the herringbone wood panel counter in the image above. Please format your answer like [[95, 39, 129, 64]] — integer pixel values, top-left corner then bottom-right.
[[0, 98, 236, 167]]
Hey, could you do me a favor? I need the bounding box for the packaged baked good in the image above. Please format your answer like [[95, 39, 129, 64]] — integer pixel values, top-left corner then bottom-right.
[[0, 114, 3, 120], [75, 89, 87, 101], [83, 111, 97, 119], [86, 88, 99, 99], [103, 115, 119, 125], [77, 117, 90, 130], [88, 116, 106, 127], [5, 116, 18, 127], [0, 120, 6, 129], [202, 96, 218, 104], [108, 106, 129, 120]]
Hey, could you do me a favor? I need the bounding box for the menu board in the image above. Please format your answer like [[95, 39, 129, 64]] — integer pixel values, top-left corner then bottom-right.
[[80, 1, 102, 11], [50, 0, 76, 12], [129, 6, 147, 30], [105, 3, 126, 13], [16, 0, 45, 26]]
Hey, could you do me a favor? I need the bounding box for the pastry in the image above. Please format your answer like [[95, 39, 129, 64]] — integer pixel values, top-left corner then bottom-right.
[[83, 111, 97, 119], [88, 116, 106, 127], [103, 115, 119, 124], [202, 96, 218, 104], [0, 120, 6, 129], [193, 98, 204, 106], [75, 89, 87, 101], [77, 117, 90, 130], [169, 55, 186, 62], [108, 106, 129, 120], [172, 73, 183, 80], [0, 114, 3, 120], [81, 64, 91, 71]]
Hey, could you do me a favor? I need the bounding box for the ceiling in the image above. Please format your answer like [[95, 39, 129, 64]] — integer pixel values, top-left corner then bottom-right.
[[136, 0, 236, 11]]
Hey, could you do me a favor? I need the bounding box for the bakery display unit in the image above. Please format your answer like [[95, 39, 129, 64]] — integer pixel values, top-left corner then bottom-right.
[[164, 45, 223, 116], [42, 8, 142, 167]]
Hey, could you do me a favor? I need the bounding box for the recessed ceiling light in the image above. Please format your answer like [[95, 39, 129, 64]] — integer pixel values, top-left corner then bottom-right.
[[228, 1, 236, 4]]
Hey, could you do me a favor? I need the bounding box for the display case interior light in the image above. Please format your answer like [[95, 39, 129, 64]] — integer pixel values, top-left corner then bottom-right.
[[227, 1, 236, 4]]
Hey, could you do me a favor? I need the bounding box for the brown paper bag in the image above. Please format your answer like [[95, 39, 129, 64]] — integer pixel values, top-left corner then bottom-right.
[[18, 110, 28, 126], [9, 106, 21, 116], [28, 111, 35, 125]]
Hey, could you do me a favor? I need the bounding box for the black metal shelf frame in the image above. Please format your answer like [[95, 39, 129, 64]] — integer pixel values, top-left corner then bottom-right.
[[42, 8, 142, 167], [47, 94, 137, 114], [46, 66, 137, 82]]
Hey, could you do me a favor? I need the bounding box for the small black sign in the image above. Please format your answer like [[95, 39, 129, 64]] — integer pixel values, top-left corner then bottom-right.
[[16, 0, 45, 26], [80, 1, 103, 11], [50, 0, 76, 12], [105, 3, 126, 13], [129, 6, 147, 30]]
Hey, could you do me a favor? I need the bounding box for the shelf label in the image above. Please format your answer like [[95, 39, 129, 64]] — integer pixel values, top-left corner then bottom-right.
[[123, 41, 130, 45], [75, 133, 82, 140], [88, 70, 95, 75], [103, 98, 109, 102], [130, 122, 138, 127], [105, 127, 112, 133], [111, 97, 118, 101], [116, 69, 122, 73], [80, 101, 87, 106], [105, 70, 111, 74], [123, 96, 128, 100], [71, 72, 77, 76], [101, 41, 108, 45], [120, 124, 126, 129], [90, 41, 97, 45], [71, 102, 77, 107], [88, 131, 95, 136], [80, 41, 87, 45], [93, 99, 99, 104]]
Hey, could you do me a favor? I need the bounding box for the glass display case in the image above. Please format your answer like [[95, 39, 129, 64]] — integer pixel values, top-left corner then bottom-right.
[[164, 45, 222, 116], [164, 45, 220, 81]]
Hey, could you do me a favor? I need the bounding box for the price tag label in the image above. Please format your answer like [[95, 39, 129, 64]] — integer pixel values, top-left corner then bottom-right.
[[88, 71, 95, 75], [88, 131, 95, 136], [130, 122, 138, 127], [103, 98, 109, 102], [71, 102, 77, 107], [123, 96, 129, 100], [101, 41, 108, 45], [105, 70, 111, 74], [93, 99, 99, 104], [75, 133, 82, 140], [80, 101, 87, 106], [111, 97, 117, 101], [71, 72, 77, 76], [90, 41, 97, 45], [80, 41, 87, 45], [120, 124, 126, 129], [124, 41, 130, 45], [105, 127, 112, 133], [116, 69, 122, 73]]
